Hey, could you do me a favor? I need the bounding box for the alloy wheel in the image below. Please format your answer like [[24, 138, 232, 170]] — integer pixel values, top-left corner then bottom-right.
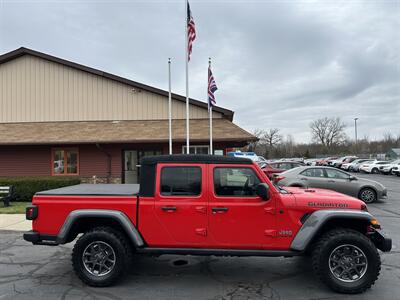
[[82, 241, 116, 277], [360, 189, 376, 203], [329, 244, 368, 283]]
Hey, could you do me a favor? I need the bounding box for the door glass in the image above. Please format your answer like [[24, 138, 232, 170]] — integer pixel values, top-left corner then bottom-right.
[[214, 167, 260, 196], [160, 167, 201, 196], [301, 168, 325, 178], [325, 169, 350, 179]]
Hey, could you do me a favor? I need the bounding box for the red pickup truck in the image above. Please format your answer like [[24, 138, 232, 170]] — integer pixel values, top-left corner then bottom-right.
[[23, 155, 391, 293]]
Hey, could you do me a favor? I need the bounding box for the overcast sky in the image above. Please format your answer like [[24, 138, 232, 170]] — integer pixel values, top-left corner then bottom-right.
[[0, 0, 399, 143]]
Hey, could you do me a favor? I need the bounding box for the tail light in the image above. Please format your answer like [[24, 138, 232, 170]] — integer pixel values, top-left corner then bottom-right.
[[26, 205, 38, 220], [274, 176, 285, 183]]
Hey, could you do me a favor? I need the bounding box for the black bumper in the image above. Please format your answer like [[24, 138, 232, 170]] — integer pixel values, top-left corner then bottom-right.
[[371, 230, 392, 252], [23, 231, 58, 246]]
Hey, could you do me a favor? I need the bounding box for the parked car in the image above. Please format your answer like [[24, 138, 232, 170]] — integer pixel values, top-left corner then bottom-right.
[[342, 159, 372, 172], [351, 159, 374, 173], [261, 161, 304, 178], [276, 166, 387, 203], [304, 158, 318, 166], [317, 157, 338, 166], [227, 151, 259, 161], [331, 156, 358, 168], [359, 161, 389, 174], [255, 156, 268, 163], [260, 163, 285, 178], [392, 165, 400, 176], [23, 154, 392, 293], [378, 159, 400, 175]]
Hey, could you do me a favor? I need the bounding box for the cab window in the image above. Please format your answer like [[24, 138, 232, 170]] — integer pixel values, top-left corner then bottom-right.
[[214, 167, 260, 196], [160, 167, 201, 196]]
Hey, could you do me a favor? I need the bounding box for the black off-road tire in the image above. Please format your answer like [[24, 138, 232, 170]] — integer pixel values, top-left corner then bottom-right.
[[312, 228, 381, 294], [72, 227, 132, 287]]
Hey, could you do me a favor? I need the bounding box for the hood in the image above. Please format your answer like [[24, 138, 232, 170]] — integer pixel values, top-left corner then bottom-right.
[[285, 187, 365, 210]]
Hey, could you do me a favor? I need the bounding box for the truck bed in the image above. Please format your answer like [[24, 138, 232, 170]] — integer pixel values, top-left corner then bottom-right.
[[36, 184, 140, 196]]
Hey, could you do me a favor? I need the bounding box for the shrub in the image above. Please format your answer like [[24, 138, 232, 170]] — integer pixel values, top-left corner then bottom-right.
[[0, 176, 81, 202]]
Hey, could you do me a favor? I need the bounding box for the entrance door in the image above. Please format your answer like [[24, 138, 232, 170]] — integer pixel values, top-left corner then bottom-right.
[[124, 151, 138, 184], [124, 150, 162, 183], [208, 165, 276, 249]]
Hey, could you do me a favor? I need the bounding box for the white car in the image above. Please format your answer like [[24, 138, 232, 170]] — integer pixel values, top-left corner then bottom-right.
[[392, 165, 400, 176], [378, 159, 400, 175], [304, 158, 318, 166], [342, 159, 371, 171], [359, 160, 389, 174], [255, 156, 268, 163]]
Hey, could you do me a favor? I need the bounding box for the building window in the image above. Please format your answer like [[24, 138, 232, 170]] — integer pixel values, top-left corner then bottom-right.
[[52, 148, 79, 176], [182, 145, 209, 154]]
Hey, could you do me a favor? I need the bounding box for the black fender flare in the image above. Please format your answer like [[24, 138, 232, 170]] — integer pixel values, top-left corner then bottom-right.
[[56, 209, 145, 247], [290, 210, 374, 251]]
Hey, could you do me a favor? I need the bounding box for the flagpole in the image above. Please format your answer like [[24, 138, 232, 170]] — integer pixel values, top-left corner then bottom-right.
[[185, 0, 190, 154], [209, 58, 213, 155], [168, 58, 172, 155]]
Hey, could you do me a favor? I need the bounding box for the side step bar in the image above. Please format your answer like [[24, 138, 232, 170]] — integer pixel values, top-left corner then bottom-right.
[[136, 248, 301, 257]]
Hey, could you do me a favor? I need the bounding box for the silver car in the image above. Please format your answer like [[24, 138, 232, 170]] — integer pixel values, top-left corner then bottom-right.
[[277, 166, 387, 203]]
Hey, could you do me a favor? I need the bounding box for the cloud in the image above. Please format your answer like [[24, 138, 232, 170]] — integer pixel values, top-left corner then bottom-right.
[[0, 0, 399, 143]]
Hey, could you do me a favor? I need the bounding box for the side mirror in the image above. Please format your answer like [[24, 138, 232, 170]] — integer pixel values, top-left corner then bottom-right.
[[256, 183, 270, 201], [349, 175, 357, 181]]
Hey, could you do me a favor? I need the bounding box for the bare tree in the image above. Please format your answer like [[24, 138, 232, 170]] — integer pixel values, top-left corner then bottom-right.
[[263, 128, 282, 148], [248, 128, 265, 152], [310, 117, 347, 148]]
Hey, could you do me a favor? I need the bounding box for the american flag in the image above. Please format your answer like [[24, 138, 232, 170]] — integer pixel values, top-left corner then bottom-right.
[[187, 2, 196, 61], [208, 67, 218, 107]]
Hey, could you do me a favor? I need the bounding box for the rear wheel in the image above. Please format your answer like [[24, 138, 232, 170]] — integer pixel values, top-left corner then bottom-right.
[[312, 228, 380, 294], [359, 188, 377, 203], [72, 227, 131, 287]]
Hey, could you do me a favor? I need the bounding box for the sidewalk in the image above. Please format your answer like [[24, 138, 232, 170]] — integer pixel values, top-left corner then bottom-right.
[[0, 214, 31, 231]]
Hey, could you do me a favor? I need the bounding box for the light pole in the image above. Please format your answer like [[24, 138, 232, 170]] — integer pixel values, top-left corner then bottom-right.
[[354, 118, 358, 155]]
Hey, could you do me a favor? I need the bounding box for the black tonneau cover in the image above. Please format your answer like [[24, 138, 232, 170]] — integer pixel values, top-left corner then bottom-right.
[[36, 184, 139, 196]]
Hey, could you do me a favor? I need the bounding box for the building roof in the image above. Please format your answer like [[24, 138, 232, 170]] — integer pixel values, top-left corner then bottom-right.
[[390, 148, 400, 155], [0, 47, 234, 120], [0, 119, 256, 145]]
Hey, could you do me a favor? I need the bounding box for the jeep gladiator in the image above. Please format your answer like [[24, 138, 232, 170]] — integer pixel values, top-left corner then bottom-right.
[[23, 155, 392, 293]]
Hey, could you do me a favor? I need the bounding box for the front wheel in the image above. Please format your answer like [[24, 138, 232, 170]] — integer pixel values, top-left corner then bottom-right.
[[359, 188, 377, 203], [312, 229, 381, 294], [72, 227, 131, 287], [371, 168, 380, 174]]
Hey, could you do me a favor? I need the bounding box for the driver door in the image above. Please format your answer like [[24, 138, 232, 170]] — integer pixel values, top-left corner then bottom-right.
[[208, 164, 276, 249], [324, 169, 357, 197]]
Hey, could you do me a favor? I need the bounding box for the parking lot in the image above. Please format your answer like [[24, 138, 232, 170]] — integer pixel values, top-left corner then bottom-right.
[[0, 173, 398, 300]]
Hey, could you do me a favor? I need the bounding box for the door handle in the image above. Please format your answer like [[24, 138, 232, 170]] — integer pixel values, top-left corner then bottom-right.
[[212, 207, 229, 213], [300, 178, 308, 181], [327, 180, 335, 183], [161, 206, 177, 212]]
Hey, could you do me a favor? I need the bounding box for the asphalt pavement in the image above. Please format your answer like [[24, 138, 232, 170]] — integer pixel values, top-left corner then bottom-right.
[[0, 173, 399, 300]]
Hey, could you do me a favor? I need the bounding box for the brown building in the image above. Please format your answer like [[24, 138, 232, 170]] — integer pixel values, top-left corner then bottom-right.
[[0, 47, 255, 183]]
